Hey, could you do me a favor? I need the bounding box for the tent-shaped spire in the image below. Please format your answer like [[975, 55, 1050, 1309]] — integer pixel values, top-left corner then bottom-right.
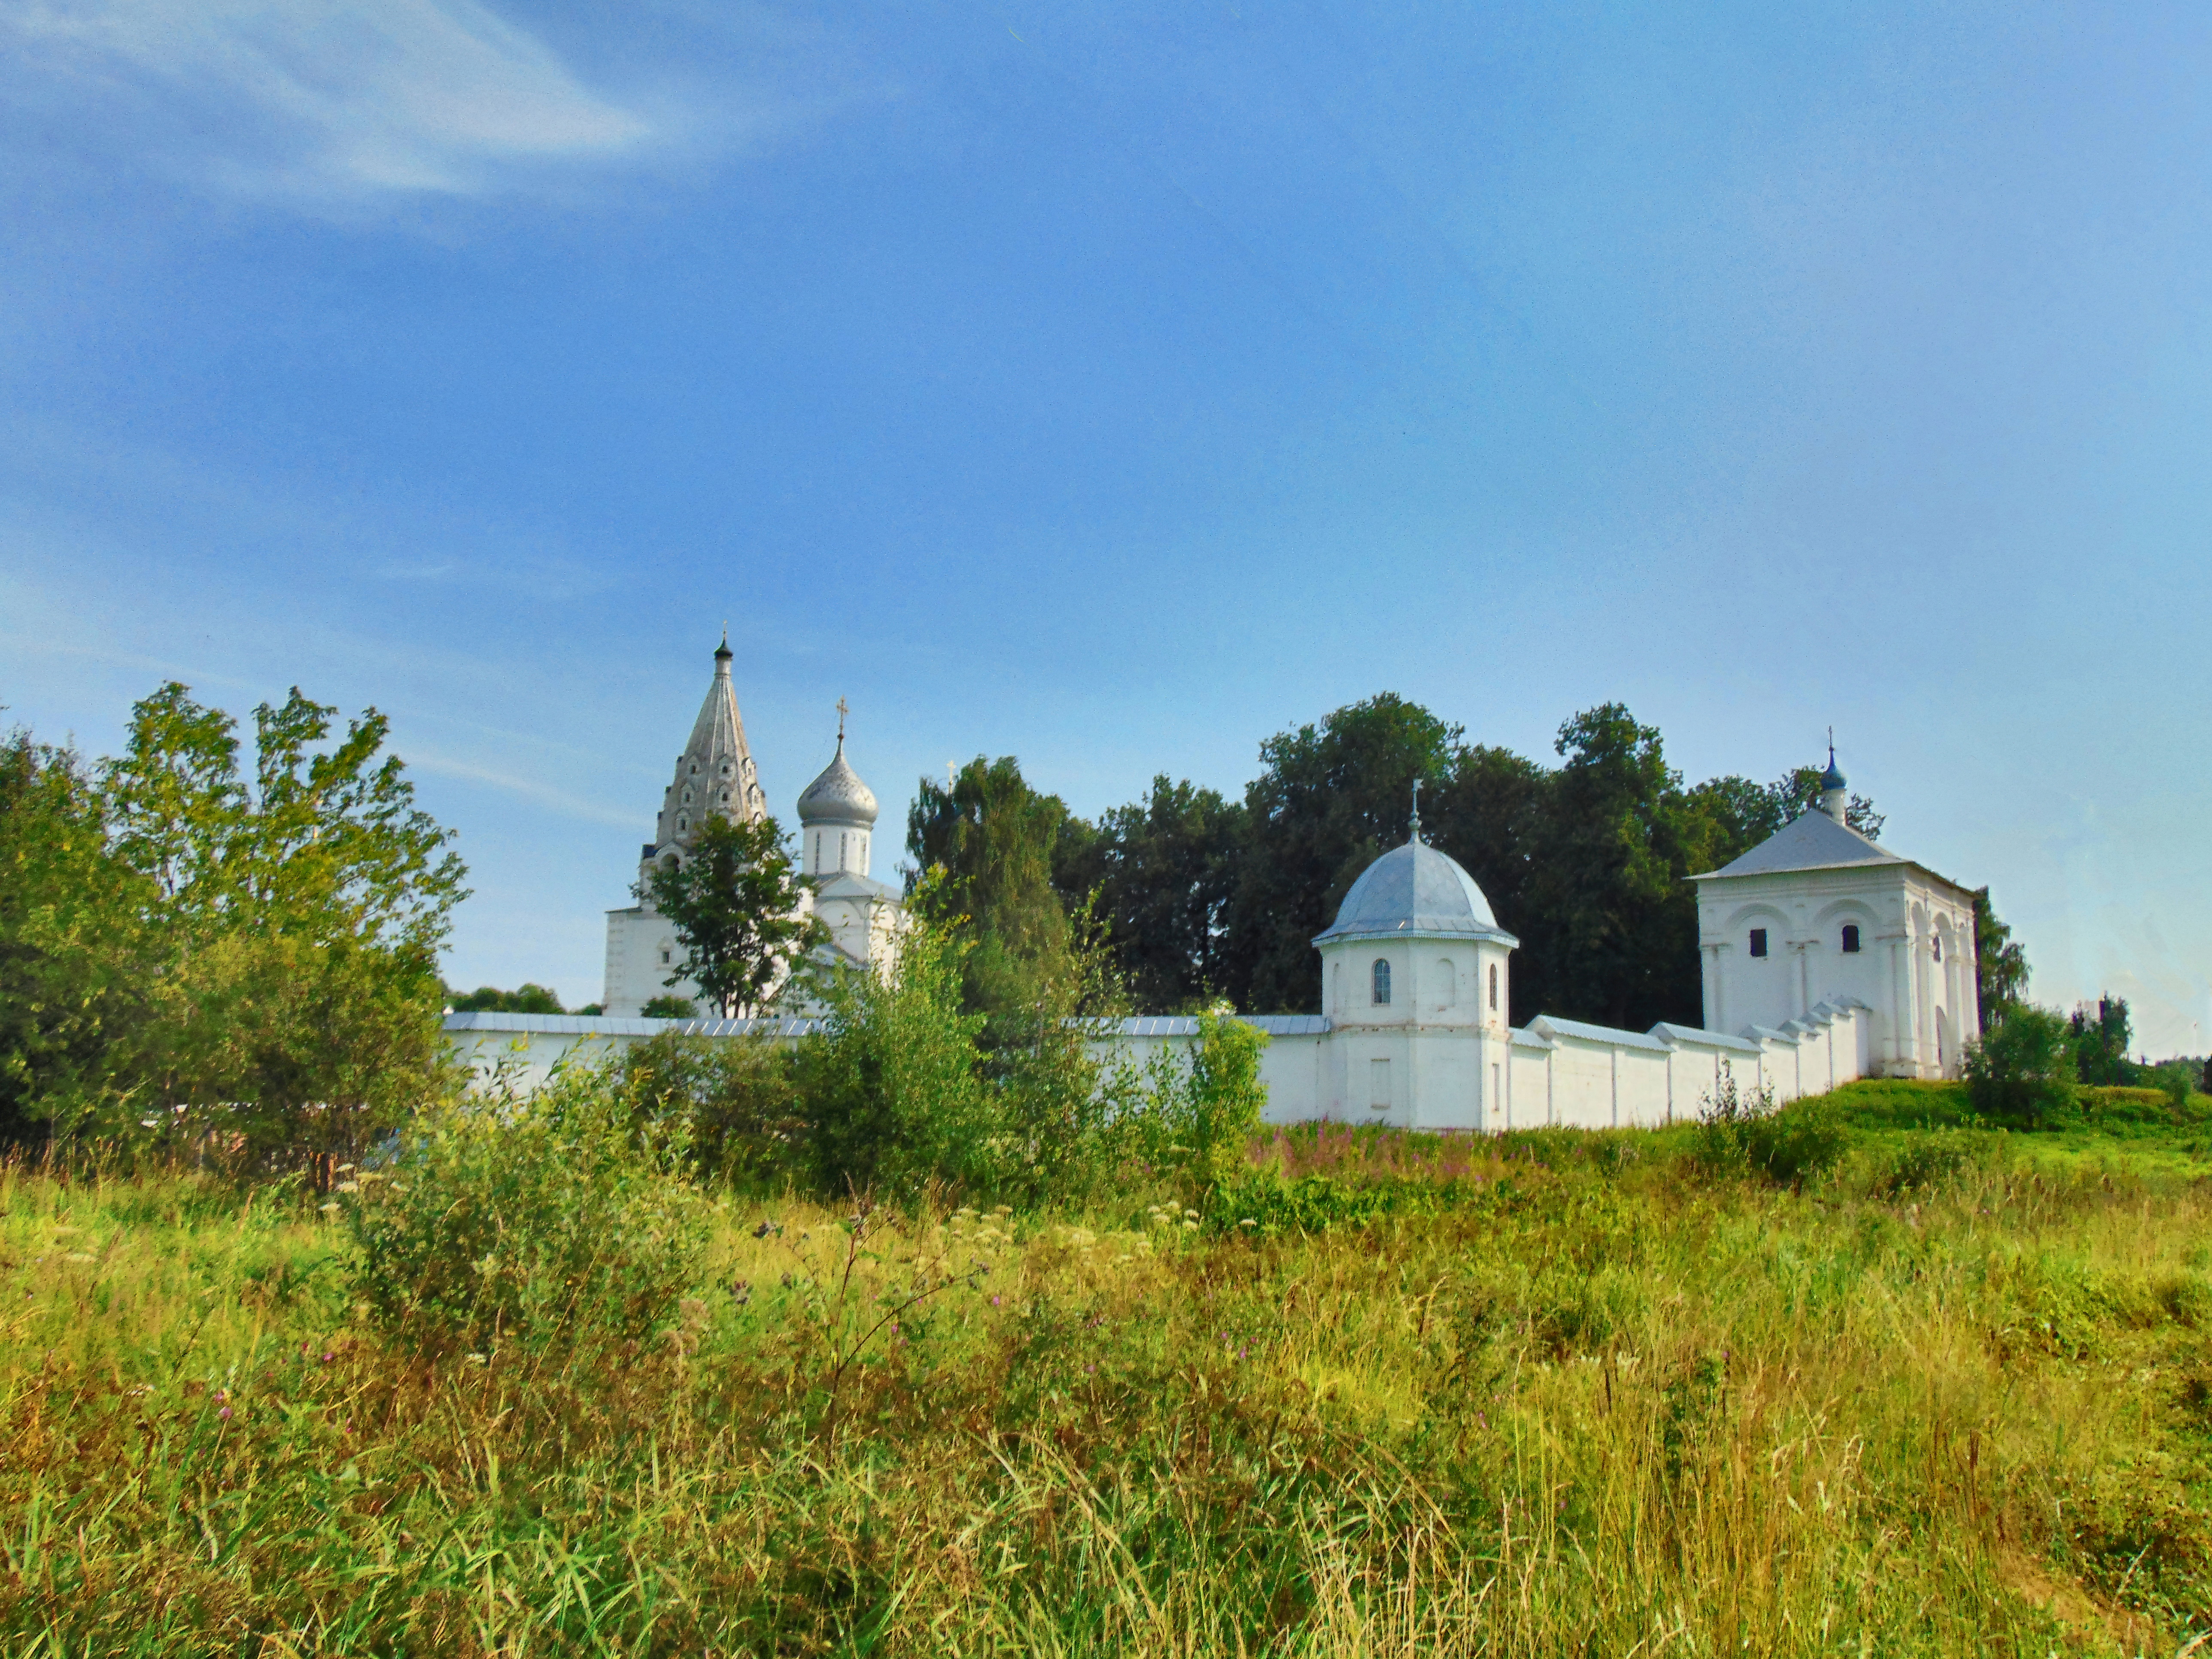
[[657, 637, 765, 851]]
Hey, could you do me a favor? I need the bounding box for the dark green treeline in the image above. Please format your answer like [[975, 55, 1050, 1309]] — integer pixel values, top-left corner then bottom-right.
[[910, 695, 1919, 1032]]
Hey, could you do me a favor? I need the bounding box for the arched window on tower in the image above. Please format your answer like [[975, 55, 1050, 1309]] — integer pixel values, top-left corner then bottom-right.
[[1371, 959, 1392, 1006], [1932, 935, 1942, 963], [1841, 924, 1861, 954], [1489, 963, 1499, 1011]]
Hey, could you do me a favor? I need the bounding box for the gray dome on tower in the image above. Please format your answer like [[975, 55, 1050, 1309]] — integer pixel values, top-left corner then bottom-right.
[[1313, 840, 1516, 945], [797, 736, 878, 828]]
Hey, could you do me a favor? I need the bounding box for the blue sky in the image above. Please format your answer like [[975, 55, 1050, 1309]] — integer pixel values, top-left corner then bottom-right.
[[3, 1, 2208, 1054]]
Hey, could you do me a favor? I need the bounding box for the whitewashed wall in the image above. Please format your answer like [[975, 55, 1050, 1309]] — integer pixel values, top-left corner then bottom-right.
[[450, 998, 1874, 1130]]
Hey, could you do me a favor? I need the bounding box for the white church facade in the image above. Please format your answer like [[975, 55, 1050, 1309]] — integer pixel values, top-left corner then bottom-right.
[[459, 649, 1978, 1127], [598, 639, 902, 1018]]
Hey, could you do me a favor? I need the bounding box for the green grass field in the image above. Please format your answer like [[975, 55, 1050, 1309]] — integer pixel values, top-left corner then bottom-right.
[[6, 1080, 2212, 1656]]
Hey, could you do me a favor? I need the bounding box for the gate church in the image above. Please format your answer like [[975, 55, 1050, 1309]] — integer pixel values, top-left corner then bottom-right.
[[471, 645, 1982, 1128]]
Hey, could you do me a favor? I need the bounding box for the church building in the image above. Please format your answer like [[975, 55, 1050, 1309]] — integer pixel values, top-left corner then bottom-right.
[[598, 639, 903, 1017]]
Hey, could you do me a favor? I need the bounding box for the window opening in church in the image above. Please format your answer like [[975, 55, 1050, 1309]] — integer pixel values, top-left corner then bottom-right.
[[1842, 924, 1861, 954], [660, 949, 671, 965], [1438, 959, 1455, 1007], [678, 815, 688, 832], [1372, 959, 1391, 1006], [1489, 963, 1498, 1011], [1369, 1058, 1390, 1110], [1750, 929, 1768, 958], [1932, 936, 1942, 962]]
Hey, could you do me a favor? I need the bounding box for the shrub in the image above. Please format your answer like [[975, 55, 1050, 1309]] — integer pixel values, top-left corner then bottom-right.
[[613, 1029, 798, 1189], [1881, 1127, 2002, 1196], [2155, 1061, 2197, 1120], [795, 906, 991, 1203], [1122, 1009, 1272, 1198], [974, 895, 1132, 1208], [1963, 1006, 2077, 1127], [1695, 1065, 1849, 1186], [344, 1063, 708, 1358]]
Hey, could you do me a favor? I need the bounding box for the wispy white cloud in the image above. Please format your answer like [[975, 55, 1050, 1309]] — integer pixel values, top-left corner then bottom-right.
[[404, 748, 637, 829], [5, 0, 656, 201]]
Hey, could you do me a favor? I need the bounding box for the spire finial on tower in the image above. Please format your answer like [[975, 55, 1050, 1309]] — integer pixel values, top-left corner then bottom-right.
[[714, 625, 732, 663], [1410, 777, 1423, 845], [1818, 729, 1849, 820], [836, 696, 848, 748]]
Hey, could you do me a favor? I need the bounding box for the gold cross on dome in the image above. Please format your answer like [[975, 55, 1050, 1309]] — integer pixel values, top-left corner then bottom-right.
[[836, 696, 848, 741]]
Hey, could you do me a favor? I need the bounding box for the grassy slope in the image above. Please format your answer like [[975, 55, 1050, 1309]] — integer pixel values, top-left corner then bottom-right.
[[4, 1092, 2212, 1656]]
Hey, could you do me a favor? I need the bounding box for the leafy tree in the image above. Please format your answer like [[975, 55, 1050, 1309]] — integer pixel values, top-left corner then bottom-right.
[[1060, 775, 1246, 1012], [640, 812, 824, 1018], [1223, 694, 1459, 1013], [0, 731, 153, 1143], [1965, 1006, 2077, 1125], [1524, 705, 1715, 1030], [1971, 888, 2030, 1028], [907, 756, 1078, 1017], [641, 994, 699, 1019], [449, 982, 565, 1014], [2067, 995, 2139, 1087], [88, 683, 466, 1161]]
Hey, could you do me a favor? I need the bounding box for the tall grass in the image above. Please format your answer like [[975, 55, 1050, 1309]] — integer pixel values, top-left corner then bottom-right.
[[3, 1084, 2209, 1654]]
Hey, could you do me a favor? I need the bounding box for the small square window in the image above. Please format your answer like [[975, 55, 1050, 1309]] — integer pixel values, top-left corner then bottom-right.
[[1749, 929, 1768, 958], [1841, 924, 1861, 954]]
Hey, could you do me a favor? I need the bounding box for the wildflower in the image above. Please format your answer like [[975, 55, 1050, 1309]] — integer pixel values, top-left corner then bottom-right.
[[334, 1181, 360, 1194], [465, 1353, 488, 1367], [1238, 1218, 1257, 1229], [319, 1202, 340, 1215], [219, 1406, 232, 1421], [1184, 1209, 1200, 1221], [732, 1279, 752, 1306], [1182, 1220, 1199, 1231], [991, 1295, 1002, 1307]]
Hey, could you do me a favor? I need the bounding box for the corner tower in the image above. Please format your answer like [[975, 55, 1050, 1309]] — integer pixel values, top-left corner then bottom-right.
[[1310, 792, 1520, 1129]]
